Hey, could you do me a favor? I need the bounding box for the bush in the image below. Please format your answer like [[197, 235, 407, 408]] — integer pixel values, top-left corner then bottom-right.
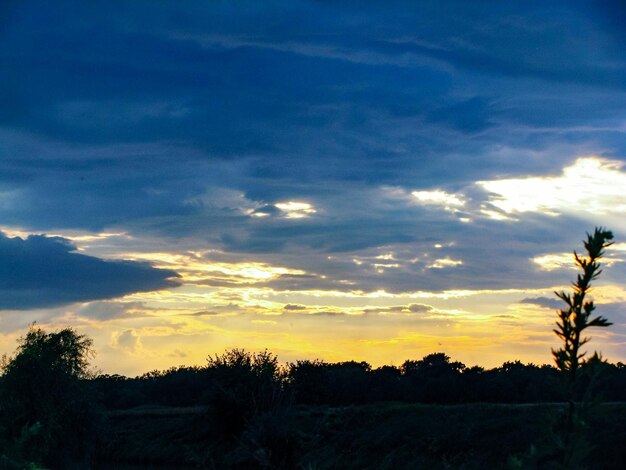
[[204, 349, 286, 439]]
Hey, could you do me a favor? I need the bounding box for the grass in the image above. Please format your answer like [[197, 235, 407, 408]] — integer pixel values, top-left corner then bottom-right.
[[97, 402, 626, 469]]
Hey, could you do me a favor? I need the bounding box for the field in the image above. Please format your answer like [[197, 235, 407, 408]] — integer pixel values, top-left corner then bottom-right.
[[97, 402, 626, 469]]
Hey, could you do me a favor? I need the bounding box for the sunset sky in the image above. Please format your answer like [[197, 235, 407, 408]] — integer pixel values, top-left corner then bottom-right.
[[1, 1, 625, 375]]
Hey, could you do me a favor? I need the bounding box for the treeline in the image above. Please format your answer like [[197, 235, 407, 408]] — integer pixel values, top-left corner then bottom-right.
[[2, 327, 626, 469], [92, 350, 626, 410]]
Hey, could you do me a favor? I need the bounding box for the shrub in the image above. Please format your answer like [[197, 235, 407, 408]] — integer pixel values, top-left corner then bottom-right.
[[204, 349, 286, 439]]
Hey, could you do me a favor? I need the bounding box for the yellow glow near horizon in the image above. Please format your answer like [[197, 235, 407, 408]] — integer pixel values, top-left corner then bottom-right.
[[3, 277, 622, 375]]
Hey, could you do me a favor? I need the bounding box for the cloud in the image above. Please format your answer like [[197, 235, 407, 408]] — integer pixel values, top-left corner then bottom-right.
[[532, 249, 624, 272], [520, 297, 563, 310], [274, 201, 317, 219], [363, 303, 434, 315], [412, 190, 466, 212], [0, 232, 180, 310], [478, 157, 626, 220], [427, 257, 464, 269], [171, 2, 624, 88], [283, 304, 307, 311], [111, 329, 142, 353], [0, 3, 624, 312], [251, 201, 317, 219], [0, 1, 624, 267], [426, 96, 493, 133], [407, 303, 434, 313], [169, 349, 188, 358], [531, 253, 577, 271], [77, 301, 146, 321], [520, 298, 626, 320]]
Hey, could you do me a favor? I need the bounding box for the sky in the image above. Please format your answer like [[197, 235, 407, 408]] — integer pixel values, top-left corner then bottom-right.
[[1, 1, 625, 375]]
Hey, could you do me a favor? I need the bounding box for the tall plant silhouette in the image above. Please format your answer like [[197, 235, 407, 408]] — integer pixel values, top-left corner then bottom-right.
[[552, 227, 614, 382], [551, 227, 614, 467]]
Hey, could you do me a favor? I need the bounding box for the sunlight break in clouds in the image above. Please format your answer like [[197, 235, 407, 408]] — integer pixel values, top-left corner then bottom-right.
[[0, 227, 129, 244], [533, 245, 625, 272], [411, 190, 466, 212], [274, 201, 317, 219], [119, 252, 307, 282], [478, 157, 626, 219], [428, 257, 464, 269], [532, 253, 580, 271]]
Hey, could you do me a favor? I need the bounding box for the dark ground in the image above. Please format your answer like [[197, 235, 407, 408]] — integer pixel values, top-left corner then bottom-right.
[[96, 402, 626, 469]]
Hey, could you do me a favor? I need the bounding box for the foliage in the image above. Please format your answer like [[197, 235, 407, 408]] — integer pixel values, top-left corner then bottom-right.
[[553, 227, 614, 384], [0, 422, 43, 469], [0, 324, 98, 467], [88, 352, 626, 411], [401, 352, 465, 377], [401, 353, 467, 402], [204, 349, 286, 439], [550, 227, 615, 468], [287, 360, 373, 406], [231, 411, 301, 469]]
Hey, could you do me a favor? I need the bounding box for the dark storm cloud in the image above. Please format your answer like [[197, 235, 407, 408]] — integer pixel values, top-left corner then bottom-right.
[[0, 233, 180, 310], [0, 0, 624, 298]]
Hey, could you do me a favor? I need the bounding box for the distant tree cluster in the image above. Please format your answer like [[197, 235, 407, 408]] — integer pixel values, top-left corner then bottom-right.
[[88, 350, 626, 468], [90, 351, 626, 411]]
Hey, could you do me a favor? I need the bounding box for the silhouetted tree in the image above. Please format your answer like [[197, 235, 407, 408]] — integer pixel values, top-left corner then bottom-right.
[[369, 365, 402, 402], [286, 359, 330, 405], [402, 352, 465, 378], [204, 349, 285, 439], [401, 353, 465, 402], [0, 325, 98, 467]]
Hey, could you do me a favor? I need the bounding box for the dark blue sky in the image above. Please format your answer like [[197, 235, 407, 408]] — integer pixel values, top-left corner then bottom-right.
[[0, 1, 625, 371]]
